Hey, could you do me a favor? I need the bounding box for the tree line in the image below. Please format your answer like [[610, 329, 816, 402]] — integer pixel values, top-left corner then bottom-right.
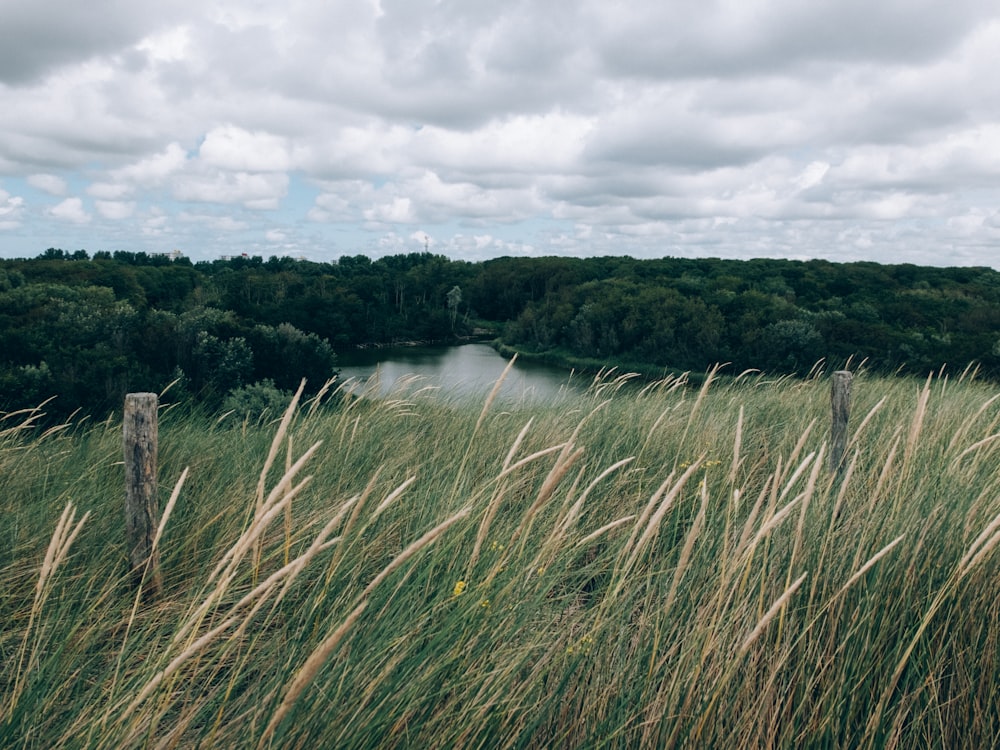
[[3, 248, 1000, 416]]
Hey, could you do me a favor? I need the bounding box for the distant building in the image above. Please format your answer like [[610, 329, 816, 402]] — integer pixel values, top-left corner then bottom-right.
[[150, 249, 185, 261]]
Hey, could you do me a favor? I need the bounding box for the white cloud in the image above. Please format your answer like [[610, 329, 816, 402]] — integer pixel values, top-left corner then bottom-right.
[[0, 0, 199, 85], [111, 143, 188, 186], [95, 200, 136, 220], [179, 211, 248, 231], [136, 25, 192, 63], [87, 182, 132, 200], [141, 210, 169, 236], [0, 188, 25, 229], [199, 125, 293, 172], [27, 173, 67, 195], [49, 197, 90, 223], [364, 196, 414, 225], [412, 113, 594, 178], [441, 232, 537, 257], [173, 170, 289, 209], [2, 0, 1000, 266]]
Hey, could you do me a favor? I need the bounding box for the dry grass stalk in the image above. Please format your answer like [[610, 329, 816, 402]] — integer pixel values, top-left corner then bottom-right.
[[557, 457, 635, 539], [284, 434, 294, 566], [447, 356, 518, 507], [256, 441, 323, 525], [662, 476, 709, 616], [846, 395, 886, 454], [958, 507, 1000, 574], [677, 363, 722, 455], [102, 469, 188, 728], [8, 501, 90, 714], [619, 470, 679, 567], [902, 373, 933, 472], [574, 515, 637, 549], [468, 423, 558, 570], [123, 615, 240, 718], [530, 460, 612, 574], [958, 361, 981, 382], [203, 436, 321, 591], [869, 431, 902, 510], [247, 512, 346, 611], [507, 445, 585, 549], [324, 469, 384, 586], [610, 459, 704, 604], [209, 472, 315, 587], [636, 406, 673, 462], [950, 432, 1000, 473], [829, 449, 858, 524], [497, 443, 566, 483], [173, 475, 312, 651], [123, 512, 348, 730], [837, 535, 905, 595], [739, 572, 808, 654], [253, 380, 306, 572], [752, 534, 908, 715], [777, 430, 816, 499], [361, 507, 471, 598], [866, 508, 1000, 741], [475, 354, 517, 435], [119, 469, 188, 649], [946, 393, 1000, 453], [152, 468, 187, 558], [503, 418, 535, 472], [306, 376, 338, 417], [369, 475, 417, 523], [467, 440, 567, 570], [785, 446, 824, 587], [729, 405, 744, 485], [732, 476, 773, 570], [258, 600, 369, 748], [255, 379, 306, 515], [734, 494, 802, 576]]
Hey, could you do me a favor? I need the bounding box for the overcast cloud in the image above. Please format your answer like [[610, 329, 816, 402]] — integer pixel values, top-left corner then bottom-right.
[[1, 0, 999, 266]]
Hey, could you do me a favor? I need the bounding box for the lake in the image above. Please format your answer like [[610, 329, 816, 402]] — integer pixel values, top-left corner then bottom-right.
[[335, 344, 583, 404]]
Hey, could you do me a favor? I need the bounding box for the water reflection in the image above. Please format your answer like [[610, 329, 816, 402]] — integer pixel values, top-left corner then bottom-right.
[[336, 344, 581, 404]]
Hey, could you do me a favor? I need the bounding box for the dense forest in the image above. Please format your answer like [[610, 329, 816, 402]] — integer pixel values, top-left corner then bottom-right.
[[3, 247, 1000, 416]]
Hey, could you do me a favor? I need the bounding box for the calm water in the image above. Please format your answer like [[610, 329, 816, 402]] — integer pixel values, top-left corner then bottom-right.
[[336, 344, 582, 404]]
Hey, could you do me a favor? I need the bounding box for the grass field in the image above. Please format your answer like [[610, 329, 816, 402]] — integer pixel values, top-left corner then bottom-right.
[[4, 362, 1000, 748]]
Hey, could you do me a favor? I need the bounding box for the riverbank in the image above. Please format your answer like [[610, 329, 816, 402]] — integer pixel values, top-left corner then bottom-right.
[[490, 341, 709, 386], [352, 329, 496, 350]]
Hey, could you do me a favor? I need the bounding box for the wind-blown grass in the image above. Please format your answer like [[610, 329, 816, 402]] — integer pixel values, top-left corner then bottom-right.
[[4, 366, 1000, 748]]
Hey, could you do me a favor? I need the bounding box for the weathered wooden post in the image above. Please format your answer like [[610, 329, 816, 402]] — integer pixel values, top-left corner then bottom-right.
[[830, 370, 853, 473], [124, 392, 162, 599]]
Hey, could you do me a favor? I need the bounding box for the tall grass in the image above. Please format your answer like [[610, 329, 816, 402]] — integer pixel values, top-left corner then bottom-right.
[[4, 366, 1000, 747]]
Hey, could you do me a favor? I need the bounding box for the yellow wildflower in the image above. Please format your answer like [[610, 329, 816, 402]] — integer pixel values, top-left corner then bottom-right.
[[568, 635, 595, 656], [453, 580, 466, 597]]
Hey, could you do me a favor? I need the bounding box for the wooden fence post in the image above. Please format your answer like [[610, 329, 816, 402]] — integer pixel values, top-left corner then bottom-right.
[[830, 371, 853, 473], [124, 392, 162, 599]]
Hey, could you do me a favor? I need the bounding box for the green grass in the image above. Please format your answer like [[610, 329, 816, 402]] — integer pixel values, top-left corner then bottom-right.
[[4, 364, 1000, 748]]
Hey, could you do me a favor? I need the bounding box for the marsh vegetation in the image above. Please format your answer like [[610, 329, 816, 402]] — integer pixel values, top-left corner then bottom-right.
[[4, 363, 1000, 747]]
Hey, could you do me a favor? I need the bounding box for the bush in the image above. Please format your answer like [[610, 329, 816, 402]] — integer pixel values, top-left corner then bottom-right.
[[221, 378, 292, 420]]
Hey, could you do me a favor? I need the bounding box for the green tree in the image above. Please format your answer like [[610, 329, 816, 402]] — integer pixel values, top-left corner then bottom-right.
[[446, 286, 462, 331]]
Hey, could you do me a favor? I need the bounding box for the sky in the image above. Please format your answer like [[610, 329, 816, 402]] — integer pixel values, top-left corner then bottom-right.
[[2, 0, 1000, 267]]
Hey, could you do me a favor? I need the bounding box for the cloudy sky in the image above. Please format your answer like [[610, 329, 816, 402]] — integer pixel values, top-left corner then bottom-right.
[[2, 0, 1000, 267]]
